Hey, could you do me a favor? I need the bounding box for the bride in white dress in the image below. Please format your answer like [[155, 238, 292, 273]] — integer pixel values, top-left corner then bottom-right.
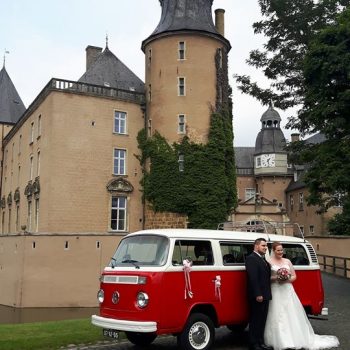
[[264, 242, 339, 350]]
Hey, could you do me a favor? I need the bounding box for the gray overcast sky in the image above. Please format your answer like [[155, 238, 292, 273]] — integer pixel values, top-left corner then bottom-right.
[[0, 0, 295, 146]]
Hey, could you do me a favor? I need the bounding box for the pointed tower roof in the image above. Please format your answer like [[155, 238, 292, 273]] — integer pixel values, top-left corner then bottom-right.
[[255, 105, 287, 155], [142, 0, 230, 51], [78, 46, 144, 93], [0, 66, 26, 124]]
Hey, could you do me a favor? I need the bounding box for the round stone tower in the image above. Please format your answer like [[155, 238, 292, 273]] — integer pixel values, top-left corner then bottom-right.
[[142, 0, 231, 144]]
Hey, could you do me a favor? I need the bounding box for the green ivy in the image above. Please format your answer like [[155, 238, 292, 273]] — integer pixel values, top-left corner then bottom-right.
[[137, 109, 237, 229]]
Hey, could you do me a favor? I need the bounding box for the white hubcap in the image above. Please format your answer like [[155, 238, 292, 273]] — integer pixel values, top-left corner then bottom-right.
[[188, 321, 210, 350]]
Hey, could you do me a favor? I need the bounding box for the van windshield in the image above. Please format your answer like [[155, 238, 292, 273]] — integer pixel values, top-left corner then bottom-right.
[[110, 235, 169, 267]]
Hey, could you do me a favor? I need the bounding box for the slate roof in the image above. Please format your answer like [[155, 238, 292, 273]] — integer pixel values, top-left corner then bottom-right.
[[142, 0, 230, 50], [234, 147, 255, 168], [255, 105, 287, 155], [0, 66, 25, 124], [78, 47, 144, 93], [305, 133, 326, 144], [255, 128, 287, 155]]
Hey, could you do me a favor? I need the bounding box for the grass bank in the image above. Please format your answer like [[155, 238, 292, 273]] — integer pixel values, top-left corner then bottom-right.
[[0, 318, 120, 350]]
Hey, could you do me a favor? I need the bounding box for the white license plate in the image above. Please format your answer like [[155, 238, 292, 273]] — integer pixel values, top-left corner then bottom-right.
[[103, 329, 119, 339]]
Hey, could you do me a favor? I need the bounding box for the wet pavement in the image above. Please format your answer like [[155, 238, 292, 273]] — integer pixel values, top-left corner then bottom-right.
[[74, 272, 349, 350]]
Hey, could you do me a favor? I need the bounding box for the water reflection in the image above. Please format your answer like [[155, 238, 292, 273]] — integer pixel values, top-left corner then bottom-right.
[[0, 305, 99, 324]]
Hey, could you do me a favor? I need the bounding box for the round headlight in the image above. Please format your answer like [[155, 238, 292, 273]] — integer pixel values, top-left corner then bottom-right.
[[112, 291, 120, 304], [136, 292, 149, 308], [97, 289, 104, 303]]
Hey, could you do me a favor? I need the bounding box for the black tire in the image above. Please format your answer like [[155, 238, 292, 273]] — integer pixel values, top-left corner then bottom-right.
[[125, 331, 157, 347], [226, 323, 248, 333], [177, 313, 215, 350]]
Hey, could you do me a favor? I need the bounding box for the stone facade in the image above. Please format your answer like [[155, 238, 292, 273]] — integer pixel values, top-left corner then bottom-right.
[[144, 204, 187, 229]]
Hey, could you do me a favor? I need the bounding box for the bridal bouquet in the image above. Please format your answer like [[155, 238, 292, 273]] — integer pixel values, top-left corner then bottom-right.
[[277, 267, 290, 281]]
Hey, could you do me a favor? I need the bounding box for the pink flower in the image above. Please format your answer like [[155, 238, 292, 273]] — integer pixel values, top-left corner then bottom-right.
[[277, 267, 290, 281]]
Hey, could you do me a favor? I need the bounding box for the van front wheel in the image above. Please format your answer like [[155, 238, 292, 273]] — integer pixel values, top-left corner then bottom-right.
[[177, 313, 215, 350], [125, 332, 157, 346]]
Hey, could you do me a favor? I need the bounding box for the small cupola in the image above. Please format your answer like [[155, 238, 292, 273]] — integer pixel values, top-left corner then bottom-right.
[[260, 103, 282, 129]]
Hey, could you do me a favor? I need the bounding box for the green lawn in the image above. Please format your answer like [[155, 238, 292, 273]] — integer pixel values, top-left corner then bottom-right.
[[0, 318, 121, 350]]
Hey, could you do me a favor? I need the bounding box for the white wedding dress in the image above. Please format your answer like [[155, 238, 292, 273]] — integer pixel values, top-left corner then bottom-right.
[[264, 264, 339, 350]]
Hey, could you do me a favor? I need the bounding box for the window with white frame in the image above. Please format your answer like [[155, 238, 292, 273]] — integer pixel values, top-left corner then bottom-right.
[[148, 48, 152, 66], [148, 119, 152, 136], [28, 200, 32, 232], [8, 208, 11, 233], [37, 115, 41, 137], [113, 149, 126, 175], [299, 192, 304, 211], [290, 194, 294, 211], [35, 199, 39, 232], [111, 196, 127, 231], [256, 156, 261, 168], [178, 154, 184, 172], [148, 84, 152, 101], [37, 151, 40, 177], [114, 111, 127, 134], [29, 155, 34, 180], [1, 211, 4, 234], [178, 114, 186, 134], [309, 225, 314, 234], [218, 48, 223, 68], [178, 77, 185, 96], [178, 41, 185, 60], [18, 135, 22, 154], [30, 122, 34, 143], [16, 205, 20, 232], [245, 188, 256, 201], [18, 165, 21, 186]]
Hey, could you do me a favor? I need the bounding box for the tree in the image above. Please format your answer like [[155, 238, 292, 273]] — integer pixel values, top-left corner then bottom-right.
[[236, 1, 350, 234], [235, 0, 349, 110], [290, 8, 350, 234]]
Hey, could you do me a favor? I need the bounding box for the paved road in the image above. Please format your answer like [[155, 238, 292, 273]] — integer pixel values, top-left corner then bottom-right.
[[78, 272, 349, 350]]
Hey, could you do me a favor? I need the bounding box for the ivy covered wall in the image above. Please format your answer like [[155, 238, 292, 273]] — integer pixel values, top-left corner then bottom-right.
[[138, 108, 236, 229]]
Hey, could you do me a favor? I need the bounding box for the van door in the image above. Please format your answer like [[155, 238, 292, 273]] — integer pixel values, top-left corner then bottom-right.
[[159, 240, 217, 331]]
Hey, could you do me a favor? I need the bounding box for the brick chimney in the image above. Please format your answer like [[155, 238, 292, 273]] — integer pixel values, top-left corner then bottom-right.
[[85, 45, 102, 71], [291, 133, 300, 142], [215, 9, 225, 36]]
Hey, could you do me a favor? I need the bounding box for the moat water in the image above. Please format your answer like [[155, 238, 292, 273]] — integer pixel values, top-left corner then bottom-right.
[[0, 305, 99, 324]]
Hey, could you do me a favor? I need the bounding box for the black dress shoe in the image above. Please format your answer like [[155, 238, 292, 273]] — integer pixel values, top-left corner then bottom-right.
[[260, 344, 273, 350]]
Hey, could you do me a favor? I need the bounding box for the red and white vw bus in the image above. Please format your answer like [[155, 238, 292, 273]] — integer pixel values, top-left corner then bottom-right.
[[91, 229, 327, 350]]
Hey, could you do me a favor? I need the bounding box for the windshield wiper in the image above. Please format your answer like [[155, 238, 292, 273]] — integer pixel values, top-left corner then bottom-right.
[[121, 259, 140, 269]]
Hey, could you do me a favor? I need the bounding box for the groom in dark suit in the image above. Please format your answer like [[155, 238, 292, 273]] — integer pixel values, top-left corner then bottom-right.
[[245, 238, 273, 350]]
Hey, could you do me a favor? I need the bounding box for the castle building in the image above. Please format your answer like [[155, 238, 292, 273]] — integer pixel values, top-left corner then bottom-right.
[[0, 0, 232, 320], [233, 106, 342, 236]]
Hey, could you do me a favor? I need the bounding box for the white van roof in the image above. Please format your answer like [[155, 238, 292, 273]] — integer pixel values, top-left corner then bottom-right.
[[126, 229, 308, 244]]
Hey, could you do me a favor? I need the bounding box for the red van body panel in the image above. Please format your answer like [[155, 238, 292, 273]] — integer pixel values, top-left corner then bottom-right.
[[293, 269, 324, 315]]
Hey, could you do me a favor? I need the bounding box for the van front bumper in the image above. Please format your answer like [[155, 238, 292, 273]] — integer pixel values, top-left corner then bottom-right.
[[91, 315, 157, 333]]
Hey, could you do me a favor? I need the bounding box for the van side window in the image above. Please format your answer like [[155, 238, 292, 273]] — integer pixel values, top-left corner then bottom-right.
[[172, 240, 213, 266], [220, 242, 253, 265], [276, 244, 309, 266]]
